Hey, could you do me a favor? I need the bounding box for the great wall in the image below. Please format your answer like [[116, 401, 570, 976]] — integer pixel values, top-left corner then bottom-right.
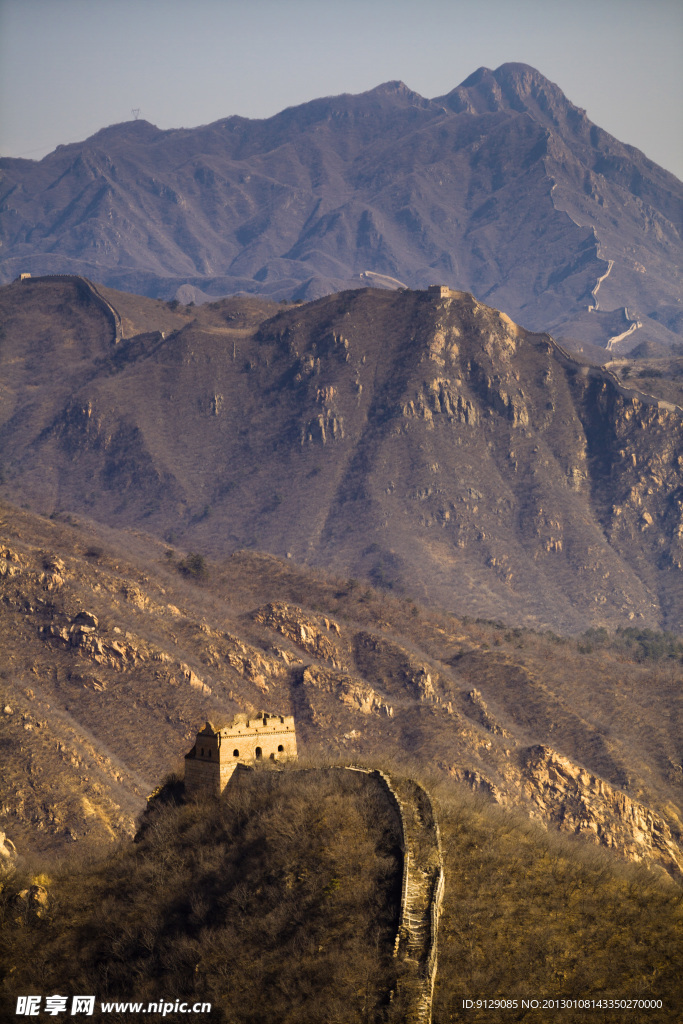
[[347, 767, 444, 1024], [547, 333, 683, 415], [431, 286, 683, 416], [19, 273, 123, 343], [18, 273, 681, 418], [184, 718, 444, 1024]]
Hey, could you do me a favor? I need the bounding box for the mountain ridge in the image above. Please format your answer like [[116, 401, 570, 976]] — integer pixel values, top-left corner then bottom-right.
[[1, 63, 680, 351], [1, 277, 681, 634]]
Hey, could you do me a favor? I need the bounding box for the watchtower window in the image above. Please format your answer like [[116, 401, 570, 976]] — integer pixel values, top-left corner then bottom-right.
[[200, 748, 204, 757], [277, 744, 284, 752], [270, 752, 275, 760], [255, 747, 262, 760], [208, 750, 211, 758], [233, 749, 239, 757]]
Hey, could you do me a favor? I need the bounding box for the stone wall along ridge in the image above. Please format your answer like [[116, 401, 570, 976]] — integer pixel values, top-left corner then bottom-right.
[[548, 334, 683, 415], [21, 274, 123, 343], [345, 766, 443, 1024]]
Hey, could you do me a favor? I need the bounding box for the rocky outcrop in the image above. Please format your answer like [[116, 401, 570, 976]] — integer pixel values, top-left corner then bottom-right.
[[353, 631, 444, 705], [39, 554, 67, 591], [446, 766, 504, 803], [13, 883, 49, 922], [0, 546, 24, 578], [254, 603, 344, 667], [194, 622, 285, 692], [301, 666, 393, 717], [219, 638, 274, 691], [301, 408, 345, 445], [46, 613, 150, 670], [0, 831, 17, 877], [521, 745, 683, 877], [463, 688, 509, 736], [403, 379, 479, 428], [120, 584, 148, 609], [178, 663, 211, 695]]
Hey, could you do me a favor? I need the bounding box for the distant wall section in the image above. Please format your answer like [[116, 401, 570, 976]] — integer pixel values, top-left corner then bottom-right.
[[19, 274, 122, 343]]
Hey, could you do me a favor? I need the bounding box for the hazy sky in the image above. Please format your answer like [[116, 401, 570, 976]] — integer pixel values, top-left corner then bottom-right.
[[1, 0, 682, 179]]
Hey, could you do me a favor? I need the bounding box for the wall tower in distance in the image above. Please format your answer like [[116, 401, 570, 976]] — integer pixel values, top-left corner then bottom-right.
[[184, 712, 297, 797]]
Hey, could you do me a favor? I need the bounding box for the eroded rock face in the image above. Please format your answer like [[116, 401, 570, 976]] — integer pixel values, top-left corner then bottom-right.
[[179, 663, 211, 695], [463, 689, 509, 736], [47, 614, 150, 670], [353, 631, 445, 705], [40, 554, 67, 591], [254, 603, 344, 667], [301, 666, 393, 717], [521, 745, 683, 877], [73, 610, 98, 629], [192, 621, 285, 692], [403, 378, 479, 428], [442, 766, 504, 803]]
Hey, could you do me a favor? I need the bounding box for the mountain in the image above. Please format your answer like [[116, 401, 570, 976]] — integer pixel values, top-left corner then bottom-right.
[[1, 277, 682, 633], [1, 63, 681, 351]]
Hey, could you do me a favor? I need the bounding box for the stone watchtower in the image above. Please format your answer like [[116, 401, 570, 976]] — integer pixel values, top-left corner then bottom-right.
[[184, 712, 298, 797]]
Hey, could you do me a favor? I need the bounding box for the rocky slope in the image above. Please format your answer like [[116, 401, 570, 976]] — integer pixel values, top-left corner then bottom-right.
[[1, 63, 680, 351], [1, 501, 680, 879], [1, 278, 682, 633], [520, 745, 682, 876]]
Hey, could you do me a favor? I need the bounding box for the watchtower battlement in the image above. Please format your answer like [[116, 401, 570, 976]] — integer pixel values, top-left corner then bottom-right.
[[428, 284, 452, 299], [184, 713, 298, 797], [428, 283, 469, 302]]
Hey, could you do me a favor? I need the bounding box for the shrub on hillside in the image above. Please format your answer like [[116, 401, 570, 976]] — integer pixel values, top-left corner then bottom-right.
[[177, 552, 208, 581]]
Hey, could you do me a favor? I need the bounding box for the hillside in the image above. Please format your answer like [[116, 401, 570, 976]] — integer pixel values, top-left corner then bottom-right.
[[1, 278, 682, 633], [1, 63, 681, 351], [1, 767, 405, 1024], [1, 764, 681, 1023], [1, 499, 681, 886]]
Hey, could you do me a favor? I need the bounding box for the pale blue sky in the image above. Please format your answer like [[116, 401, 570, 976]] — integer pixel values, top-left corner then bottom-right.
[[1, 0, 682, 179]]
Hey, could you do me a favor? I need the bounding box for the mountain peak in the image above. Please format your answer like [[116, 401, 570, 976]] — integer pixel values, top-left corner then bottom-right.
[[1, 64, 680, 354], [460, 62, 561, 92], [458, 65, 493, 88], [436, 62, 578, 121], [362, 80, 433, 109], [369, 80, 413, 96], [493, 61, 556, 84], [85, 119, 162, 147]]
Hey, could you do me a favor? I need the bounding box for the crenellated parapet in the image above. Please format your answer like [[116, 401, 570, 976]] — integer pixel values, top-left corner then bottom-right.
[[184, 713, 298, 797]]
